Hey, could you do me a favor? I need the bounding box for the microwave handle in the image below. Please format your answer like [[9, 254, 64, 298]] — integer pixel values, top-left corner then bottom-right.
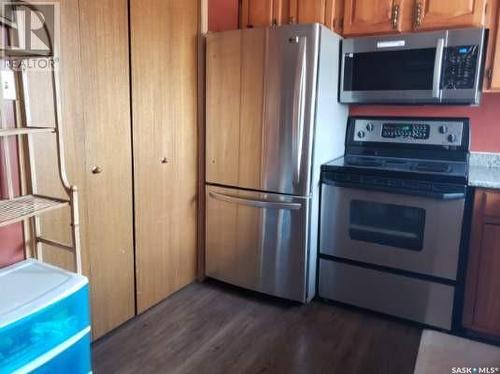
[[432, 38, 445, 98]]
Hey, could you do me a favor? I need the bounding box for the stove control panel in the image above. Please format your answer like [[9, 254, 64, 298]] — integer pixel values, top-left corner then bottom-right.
[[353, 119, 465, 146]]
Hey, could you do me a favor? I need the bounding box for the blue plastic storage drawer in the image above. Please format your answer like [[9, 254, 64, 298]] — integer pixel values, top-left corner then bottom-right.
[[0, 259, 90, 374], [20, 328, 91, 374]]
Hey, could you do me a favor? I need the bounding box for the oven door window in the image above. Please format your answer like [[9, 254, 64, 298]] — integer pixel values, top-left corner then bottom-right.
[[343, 48, 436, 91], [349, 200, 426, 251]]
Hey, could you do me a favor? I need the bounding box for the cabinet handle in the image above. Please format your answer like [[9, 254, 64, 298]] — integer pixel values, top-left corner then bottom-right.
[[414, 1, 423, 28], [91, 166, 103, 174], [391, 4, 400, 29], [487, 68, 493, 82]]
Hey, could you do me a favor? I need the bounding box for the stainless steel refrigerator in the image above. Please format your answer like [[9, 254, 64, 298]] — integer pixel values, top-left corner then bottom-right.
[[205, 24, 347, 302]]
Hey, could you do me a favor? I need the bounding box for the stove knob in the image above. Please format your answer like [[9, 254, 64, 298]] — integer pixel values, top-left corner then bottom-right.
[[448, 134, 457, 143], [439, 125, 448, 134], [366, 123, 374, 132], [357, 130, 366, 139]]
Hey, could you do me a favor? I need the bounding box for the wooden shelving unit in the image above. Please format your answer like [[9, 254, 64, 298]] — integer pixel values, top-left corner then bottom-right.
[[0, 195, 69, 228], [0, 2, 82, 274]]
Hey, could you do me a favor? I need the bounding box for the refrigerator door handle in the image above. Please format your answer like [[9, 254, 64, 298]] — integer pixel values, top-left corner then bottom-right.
[[291, 36, 307, 186], [208, 191, 302, 210]]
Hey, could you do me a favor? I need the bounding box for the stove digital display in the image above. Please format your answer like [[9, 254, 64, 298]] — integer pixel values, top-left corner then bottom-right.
[[381, 123, 430, 140]]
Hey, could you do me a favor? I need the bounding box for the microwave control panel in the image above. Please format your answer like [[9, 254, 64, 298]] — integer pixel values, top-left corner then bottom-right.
[[441, 45, 478, 90], [353, 119, 464, 146]]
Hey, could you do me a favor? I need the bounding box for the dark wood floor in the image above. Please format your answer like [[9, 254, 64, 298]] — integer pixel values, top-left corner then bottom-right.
[[93, 281, 422, 374]]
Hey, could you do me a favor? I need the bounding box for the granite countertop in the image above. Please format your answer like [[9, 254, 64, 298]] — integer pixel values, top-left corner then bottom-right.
[[468, 152, 500, 189]]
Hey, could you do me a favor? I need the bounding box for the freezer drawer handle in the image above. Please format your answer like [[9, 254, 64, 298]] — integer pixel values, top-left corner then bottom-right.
[[209, 191, 302, 210]]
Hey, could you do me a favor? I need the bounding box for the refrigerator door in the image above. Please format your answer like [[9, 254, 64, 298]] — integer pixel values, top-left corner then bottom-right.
[[206, 24, 320, 196], [205, 185, 310, 302]]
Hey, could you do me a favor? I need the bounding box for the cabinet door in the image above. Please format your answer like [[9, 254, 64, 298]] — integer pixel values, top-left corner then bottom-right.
[[131, 0, 198, 313], [414, 0, 488, 31], [485, 0, 500, 91], [472, 223, 500, 335], [464, 190, 500, 338], [288, 0, 344, 32], [326, 0, 345, 33], [343, 0, 404, 36], [78, 0, 136, 338], [294, 0, 327, 24], [241, 0, 274, 27]]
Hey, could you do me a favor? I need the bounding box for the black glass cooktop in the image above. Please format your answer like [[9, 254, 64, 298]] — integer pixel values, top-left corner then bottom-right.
[[324, 155, 467, 182]]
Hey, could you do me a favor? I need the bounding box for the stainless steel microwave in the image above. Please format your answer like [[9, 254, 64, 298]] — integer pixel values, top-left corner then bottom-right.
[[339, 28, 487, 105]]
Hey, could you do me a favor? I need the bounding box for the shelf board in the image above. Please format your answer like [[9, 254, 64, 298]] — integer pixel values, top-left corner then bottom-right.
[[0, 49, 53, 58], [0, 127, 55, 137], [0, 195, 69, 228]]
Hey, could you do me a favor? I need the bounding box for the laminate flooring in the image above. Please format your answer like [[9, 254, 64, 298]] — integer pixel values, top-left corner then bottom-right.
[[93, 280, 422, 374]]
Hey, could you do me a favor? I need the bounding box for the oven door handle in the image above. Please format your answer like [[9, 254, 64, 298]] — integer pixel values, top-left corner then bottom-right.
[[325, 181, 466, 200]]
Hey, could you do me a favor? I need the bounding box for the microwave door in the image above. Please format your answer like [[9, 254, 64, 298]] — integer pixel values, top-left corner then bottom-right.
[[340, 31, 448, 104]]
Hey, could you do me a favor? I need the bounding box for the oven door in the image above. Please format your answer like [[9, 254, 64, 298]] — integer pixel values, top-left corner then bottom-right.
[[320, 183, 466, 280]]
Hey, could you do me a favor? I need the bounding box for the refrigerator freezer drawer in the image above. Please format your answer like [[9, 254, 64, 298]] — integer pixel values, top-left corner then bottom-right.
[[319, 259, 455, 330], [206, 185, 310, 302]]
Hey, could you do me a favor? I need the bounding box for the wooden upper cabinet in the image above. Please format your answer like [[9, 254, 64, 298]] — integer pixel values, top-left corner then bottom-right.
[[241, 0, 344, 34], [241, 0, 275, 27], [291, 0, 327, 24], [289, 0, 345, 33], [486, 0, 500, 91], [343, 0, 404, 36], [413, 0, 489, 31]]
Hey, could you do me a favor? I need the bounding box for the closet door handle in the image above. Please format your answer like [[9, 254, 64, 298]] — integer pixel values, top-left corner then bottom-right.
[[91, 166, 103, 174]]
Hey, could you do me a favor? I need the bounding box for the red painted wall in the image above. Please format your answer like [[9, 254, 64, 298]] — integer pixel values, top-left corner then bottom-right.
[[208, 1, 500, 153], [0, 102, 24, 268], [351, 93, 500, 153], [208, 0, 239, 32]]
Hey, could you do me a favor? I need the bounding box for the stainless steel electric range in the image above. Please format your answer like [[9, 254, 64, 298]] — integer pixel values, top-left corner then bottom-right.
[[318, 116, 472, 331]]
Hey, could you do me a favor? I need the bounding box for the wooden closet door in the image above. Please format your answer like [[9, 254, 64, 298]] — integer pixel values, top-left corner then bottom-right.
[[343, 0, 404, 35], [26, 0, 135, 339], [414, 0, 488, 31], [78, 0, 135, 338], [131, 0, 199, 313]]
